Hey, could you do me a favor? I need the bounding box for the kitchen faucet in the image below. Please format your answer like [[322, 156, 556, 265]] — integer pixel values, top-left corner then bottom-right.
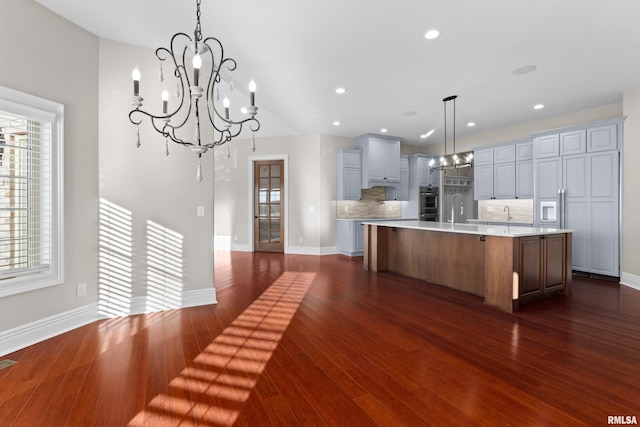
[[504, 205, 512, 221], [451, 194, 464, 225]]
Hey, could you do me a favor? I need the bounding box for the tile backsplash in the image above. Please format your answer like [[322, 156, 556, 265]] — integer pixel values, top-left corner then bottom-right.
[[479, 199, 533, 222], [336, 187, 402, 219]]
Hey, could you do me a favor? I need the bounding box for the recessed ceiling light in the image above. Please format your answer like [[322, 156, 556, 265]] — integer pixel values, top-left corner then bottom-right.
[[425, 29, 440, 40], [380, 128, 388, 133], [513, 65, 537, 75], [335, 87, 346, 94], [420, 129, 435, 139], [333, 121, 341, 126], [534, 104, 545, 110], [467, 122, 476, 127]]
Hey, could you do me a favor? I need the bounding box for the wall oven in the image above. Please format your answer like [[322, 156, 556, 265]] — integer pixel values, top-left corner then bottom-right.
[[420, 187, 439, 221]]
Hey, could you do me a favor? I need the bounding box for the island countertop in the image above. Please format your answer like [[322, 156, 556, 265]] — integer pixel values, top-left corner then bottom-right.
[[362, 220, 573, 238]]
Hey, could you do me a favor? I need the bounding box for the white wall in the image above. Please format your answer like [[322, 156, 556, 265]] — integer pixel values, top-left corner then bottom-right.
[[214, 133, 352, 254], [623, 86, 640, 282], [98, 39, 215, 310], [0, 0, 99, 331]]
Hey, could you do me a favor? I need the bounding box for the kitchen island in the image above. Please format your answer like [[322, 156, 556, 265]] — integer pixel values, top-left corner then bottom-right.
[[363, 220, 573, 312]]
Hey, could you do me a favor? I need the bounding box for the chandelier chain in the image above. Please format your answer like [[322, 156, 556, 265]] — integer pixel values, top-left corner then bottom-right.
[[195, 0, 202, 42]]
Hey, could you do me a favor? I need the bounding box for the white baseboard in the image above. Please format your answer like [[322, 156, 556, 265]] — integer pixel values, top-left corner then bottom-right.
[[620, 272, 640, 291], [287, 246, 339, 256], [230, 243, 251, 252], [0, 303, 98, 358], [0, 288, 217, 358]]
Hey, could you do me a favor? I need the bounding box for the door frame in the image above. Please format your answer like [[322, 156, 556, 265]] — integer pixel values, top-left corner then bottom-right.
[[248, 154, 289, 253]]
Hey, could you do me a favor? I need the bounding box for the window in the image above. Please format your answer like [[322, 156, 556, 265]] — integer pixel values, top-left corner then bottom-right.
[[0, 86, 63, 297]]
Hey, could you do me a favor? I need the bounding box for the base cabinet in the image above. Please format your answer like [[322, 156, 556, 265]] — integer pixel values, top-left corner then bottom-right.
[[336, 220, 365, 256], [518, 234, 568, 300]]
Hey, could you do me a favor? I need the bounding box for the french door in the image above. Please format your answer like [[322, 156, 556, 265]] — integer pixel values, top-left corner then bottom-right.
[[254, 160, 284, 252]]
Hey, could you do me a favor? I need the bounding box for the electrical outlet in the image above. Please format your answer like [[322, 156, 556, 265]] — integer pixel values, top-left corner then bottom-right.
[[77, 282, 86, 297], [197, 206, 205, 216], [299, 237, 303, 243]]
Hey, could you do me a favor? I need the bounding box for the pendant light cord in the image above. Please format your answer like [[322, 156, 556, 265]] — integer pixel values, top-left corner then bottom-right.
[[442, 95, 458, 156]]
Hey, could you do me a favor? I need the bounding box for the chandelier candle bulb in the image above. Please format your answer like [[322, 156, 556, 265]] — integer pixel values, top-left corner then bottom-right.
[[192, 54, 202, 86], [161, 90, 169, 114], [132, 66, 141, 96], [223, 97, 230, 119], [249, 80, 256, 106]]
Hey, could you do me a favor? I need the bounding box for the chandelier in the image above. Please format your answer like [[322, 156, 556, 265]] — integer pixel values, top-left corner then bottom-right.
[[128, 0, 260, 181], [430, 95, 473, 172]]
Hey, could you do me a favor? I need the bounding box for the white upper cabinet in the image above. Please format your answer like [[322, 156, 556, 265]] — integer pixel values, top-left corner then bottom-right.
[[355, 133, 401, 188]]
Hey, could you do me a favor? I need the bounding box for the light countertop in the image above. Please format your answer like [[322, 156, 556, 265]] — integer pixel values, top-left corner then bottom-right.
[[336, 218, 417, 221], [361, 220, 573, 238], [467, 218, 533, 226]]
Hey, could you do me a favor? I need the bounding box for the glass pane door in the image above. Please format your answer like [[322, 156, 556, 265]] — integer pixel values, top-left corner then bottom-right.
[[254, 160, 284, 252]]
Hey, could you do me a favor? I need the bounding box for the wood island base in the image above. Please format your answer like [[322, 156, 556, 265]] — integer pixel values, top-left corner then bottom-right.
[[364, 223, 572, 313]]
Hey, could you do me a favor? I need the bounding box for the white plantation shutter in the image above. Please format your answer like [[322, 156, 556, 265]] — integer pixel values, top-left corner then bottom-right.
[[0, 86, 63, 297], [0, 114, 50, 277]]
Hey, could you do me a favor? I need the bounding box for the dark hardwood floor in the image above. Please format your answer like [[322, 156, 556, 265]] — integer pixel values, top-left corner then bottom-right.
[[1, 251, 639, 426]]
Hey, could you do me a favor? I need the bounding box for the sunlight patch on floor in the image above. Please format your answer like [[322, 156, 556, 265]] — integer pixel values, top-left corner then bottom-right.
[[128, 270, 314, 426]]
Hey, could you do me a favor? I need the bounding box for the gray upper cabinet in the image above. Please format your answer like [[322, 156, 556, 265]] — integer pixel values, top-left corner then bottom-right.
[[474, 148, 494, 166], [474, 141, 532, 200], [412, 155, 439, 187], [516, 160, 534, 198], [560, 130, 586, 155], [474, 164, 495, 200], [533, 134, 560, 158], [587, 123, 617, 152], [493, 162, 516, 198], [493, 145, 516, 163], [355, 133, 401, 188], [516, 142, 533, 161], [336, 149, 361, 200], [386, 156, 409, 201]]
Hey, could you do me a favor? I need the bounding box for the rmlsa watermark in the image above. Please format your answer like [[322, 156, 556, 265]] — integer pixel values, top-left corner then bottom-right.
[[608, 415, 638, 425]]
